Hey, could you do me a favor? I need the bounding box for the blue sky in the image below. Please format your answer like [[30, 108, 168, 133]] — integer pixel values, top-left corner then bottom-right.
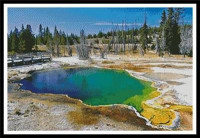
[[8, 8, 193, 36]]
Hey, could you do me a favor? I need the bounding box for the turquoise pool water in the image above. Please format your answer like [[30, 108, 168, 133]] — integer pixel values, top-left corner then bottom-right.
[[19, 67, 147, 106]]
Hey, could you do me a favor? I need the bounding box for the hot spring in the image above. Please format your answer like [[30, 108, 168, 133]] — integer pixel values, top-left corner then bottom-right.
[[18, 67, 155, 109]]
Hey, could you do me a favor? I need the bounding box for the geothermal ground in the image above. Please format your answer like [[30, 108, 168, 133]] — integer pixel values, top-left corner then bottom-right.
[[7, 53, 193, 131]]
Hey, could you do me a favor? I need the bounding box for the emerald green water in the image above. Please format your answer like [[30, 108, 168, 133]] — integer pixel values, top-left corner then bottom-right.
[[19, 67, 154, 109]]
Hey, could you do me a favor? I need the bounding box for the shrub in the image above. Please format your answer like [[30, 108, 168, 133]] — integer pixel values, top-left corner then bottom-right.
[[15, 109, 22, 115], [151, 44, 155, 50]]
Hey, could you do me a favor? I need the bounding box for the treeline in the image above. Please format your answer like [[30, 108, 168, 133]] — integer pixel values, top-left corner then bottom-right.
[[87, 29, 139, 39], [8, 8, 192, 57], [8, 25, 35, 53], [159, 8, 182, 54], [138, 8, 185, 55], [35, 24, 79, 46], [87, 26, 159, 45], [154, 8, 192, 56], [8, 24, 80, 54]]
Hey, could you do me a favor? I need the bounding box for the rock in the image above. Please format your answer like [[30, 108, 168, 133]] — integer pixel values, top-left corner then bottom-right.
[[24, 114, 29, 117], [106, 123, 111, 126], [15, 109, 22, 116]]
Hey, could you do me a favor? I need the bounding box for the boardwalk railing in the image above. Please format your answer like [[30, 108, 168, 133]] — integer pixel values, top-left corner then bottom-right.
[[8, 52, 52, 67]]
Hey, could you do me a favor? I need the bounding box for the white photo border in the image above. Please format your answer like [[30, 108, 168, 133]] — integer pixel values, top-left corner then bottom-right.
[[3, 3, 197, 135]]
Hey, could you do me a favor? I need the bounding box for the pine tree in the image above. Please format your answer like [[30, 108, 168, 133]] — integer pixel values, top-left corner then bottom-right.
[[139, 19, 148, 53], [171, 8, 183, 54], [38, 24, 43, 45], [18, 24, 26, 53], [165, 8, 174, 55], [174, 8, 184, 24], [164, 8, 183, 55], [46, 27, 53, 48], [53, 26, 60, 56], [24, 25, 35, 52], [53, 26, 59, 43], [44, 27, 50, 45], [18, 39, 26, 53], [171, 20, 180, 54], [159, 10, 167, 37], [97, 31, 103, 38], [160, 10, 167, 27], [12, 27, 19, 52], [26, 24, 32, 33], [43, 27, 46, 44], [159, 10, 167, 55], [61, 31, 66, 45], [21, 24, 25, 31], [8, 30, 13, 52]]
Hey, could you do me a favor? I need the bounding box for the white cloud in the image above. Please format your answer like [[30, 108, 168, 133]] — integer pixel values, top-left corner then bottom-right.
[[94, 22, 143, 26]]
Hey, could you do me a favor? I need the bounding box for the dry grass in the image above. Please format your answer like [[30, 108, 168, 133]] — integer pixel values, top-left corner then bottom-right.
[[104, 61, 191, 74], [102, 60, 115, 64], [125, 50, 192, 60], [9, 88, 156, 130], [169, 104, 192, 130], [35, 45, 193, 63], [67, 109, 100, 126], [155, 64, 192, 69], [62, 65, 80, 70], [33, 45, 48, 51], [34, 45, 77, 56], [104, 63, 152, 72], [66, 104, 155, 130], [77, 105, 154, 130], [178, 111, 193, 130]]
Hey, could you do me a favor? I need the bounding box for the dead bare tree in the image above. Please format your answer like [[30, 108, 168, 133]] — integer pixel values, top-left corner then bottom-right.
[[122, 21, 126, 54], [179, 25, 192, 58], [111, 28, 115, 54], [138, 45, 144, 56], [132, 20, 138, 53], [48, 40, 54, 57], [114, 24, 119, 55], [99, 36, 113, 59], [131, 27, 135, 53], [155, 34, 160, 55], [67, 45, 72, 57], [114, 36, 119, 55], [89, 40, 97, 56], [160, 28, 166, 57], [63, 45, 66, 57], [100, 39, 112, 59], [74, 29, 90, 60], [53, 40, 60, 57], [66, 36, 72, 56]]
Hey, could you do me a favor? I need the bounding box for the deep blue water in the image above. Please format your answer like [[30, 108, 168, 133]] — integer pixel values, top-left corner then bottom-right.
[[18, 67, 145, 105]]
